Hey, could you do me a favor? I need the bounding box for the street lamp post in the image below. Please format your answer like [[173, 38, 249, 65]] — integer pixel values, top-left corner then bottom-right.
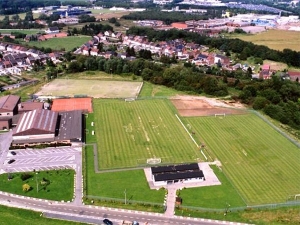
[[35, 172, 39, 193], [124, 189, 127, 205]]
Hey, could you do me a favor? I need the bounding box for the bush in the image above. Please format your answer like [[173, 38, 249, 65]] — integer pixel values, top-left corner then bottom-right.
[[20, 173, 32, 181]]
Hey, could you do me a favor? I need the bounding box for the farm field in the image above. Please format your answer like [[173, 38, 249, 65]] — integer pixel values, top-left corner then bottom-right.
[[21, 36, 91, 51], [231, 29, 300, 51], [183, 114, 300, 205], [35, 79, 142, 98], [91, 99, 204, 169]]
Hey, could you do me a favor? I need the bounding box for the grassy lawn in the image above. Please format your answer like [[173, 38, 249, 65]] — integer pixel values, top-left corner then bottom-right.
[[0, 28, 43, 34], [183, 114, 300, 205], [230, 29, 300, 51], [139, 82, 187, 98], [0, 205, 85, 225], [0, 170, 75, 201], [22, 36, 91, 51], [85, 146, 165, 204], [179, 165, 246, 208], [262, 60, 288, 71], [176, 206, 300, 225], [90, 99, 204, 169]]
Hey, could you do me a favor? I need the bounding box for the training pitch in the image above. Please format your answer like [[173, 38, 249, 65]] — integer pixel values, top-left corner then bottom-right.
[[35, 79, 143, 98], [90, 99, 204, 169], [184, 114, 300, 205]]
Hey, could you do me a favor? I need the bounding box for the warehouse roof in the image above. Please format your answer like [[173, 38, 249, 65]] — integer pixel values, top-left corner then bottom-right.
[[0, 95, 20, 111], [55, 110, 82, 141], [154, 170, 204, 182], [13, 109, 58, 136]]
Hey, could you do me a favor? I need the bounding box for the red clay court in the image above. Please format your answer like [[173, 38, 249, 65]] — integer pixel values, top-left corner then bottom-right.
[[51, 98, 93, 113]]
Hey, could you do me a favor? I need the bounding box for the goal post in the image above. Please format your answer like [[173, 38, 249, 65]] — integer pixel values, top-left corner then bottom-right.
[[146, 158, 162, 165], [215, 113, 226, 118]]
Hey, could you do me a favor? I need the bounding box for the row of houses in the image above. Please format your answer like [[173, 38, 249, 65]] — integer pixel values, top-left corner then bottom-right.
[[0, 42, 63, 71], [75, 32, 234, 68]]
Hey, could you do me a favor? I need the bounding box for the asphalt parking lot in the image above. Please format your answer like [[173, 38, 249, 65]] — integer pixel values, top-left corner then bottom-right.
[[2, 147, 82, 173]]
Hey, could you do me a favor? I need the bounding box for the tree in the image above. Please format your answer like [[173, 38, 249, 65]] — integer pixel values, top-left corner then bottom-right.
[[22, 183, 31, 192], [24, 11, 34, 21], [252, 96, 269, 110]]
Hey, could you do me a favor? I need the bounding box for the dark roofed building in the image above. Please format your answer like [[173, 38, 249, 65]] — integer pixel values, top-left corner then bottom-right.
[[0, 95, 21, 117], [151, 163, 205, 186], [12, 109, 58, 142], [55, 110, 82, 142]]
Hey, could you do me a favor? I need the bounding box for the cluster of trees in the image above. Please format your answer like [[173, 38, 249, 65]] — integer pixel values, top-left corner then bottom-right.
[[0, 11, 44, 29], [95, 0, 156, 9], [66, 54, 229, 96], [122, 10, 214, 25], [238, 77, 300, 129], [108, 17, 120, 27], [68, 23, 113, 36], [78, 15, 96, 23], [127, 27, 300, 67]]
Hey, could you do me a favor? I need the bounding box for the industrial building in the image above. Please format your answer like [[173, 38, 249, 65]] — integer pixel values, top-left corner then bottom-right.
[[11, 109, 83, 146]]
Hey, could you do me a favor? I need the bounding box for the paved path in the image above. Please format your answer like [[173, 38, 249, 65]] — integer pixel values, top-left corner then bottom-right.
[[164, 188, 177, 217]]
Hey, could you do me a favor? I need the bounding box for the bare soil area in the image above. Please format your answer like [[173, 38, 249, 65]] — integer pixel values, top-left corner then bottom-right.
[[171, 96, 247, 117]]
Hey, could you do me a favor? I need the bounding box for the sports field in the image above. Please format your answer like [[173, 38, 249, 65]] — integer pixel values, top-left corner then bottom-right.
[[184, 114, 300, 205], [22, 36, 91, 51], [91, 99, 204, 169], [35, 79, 143, 98]]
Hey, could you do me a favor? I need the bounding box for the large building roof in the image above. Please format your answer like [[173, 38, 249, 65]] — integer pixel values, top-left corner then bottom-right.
[[0, 95, 20, 111], [13, 109, 58, 136], [55, 110, 82, 141], [18, 102, 44, 113]]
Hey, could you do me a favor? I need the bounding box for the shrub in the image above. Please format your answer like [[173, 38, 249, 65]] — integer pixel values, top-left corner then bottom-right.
[[20, 173, 32, 181]]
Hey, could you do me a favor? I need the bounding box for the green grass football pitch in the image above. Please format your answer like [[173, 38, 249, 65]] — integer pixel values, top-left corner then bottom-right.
[[183, 114, 300, 205], [89, 99, 204, 169]]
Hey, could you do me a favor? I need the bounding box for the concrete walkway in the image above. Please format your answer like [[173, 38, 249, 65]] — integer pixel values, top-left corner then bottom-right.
[[164, 187, 177, 217]]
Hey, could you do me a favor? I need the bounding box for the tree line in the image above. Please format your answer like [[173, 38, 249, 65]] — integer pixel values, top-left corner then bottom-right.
[[122, 10, 215, 25]]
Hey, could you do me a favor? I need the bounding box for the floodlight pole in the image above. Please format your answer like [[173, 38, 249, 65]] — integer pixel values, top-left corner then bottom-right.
[[36, 172, 39, 193], [124, 189, 127, 205]]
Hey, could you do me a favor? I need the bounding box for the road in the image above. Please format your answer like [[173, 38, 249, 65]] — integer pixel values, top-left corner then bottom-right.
[[0, 192, 245, 225]]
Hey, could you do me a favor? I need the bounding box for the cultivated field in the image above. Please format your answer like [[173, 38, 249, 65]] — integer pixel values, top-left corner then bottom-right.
[[184, 114, 300, 205], [91, 99, 204, 169], [232, 29, 300, 51], [35, 79, 143, 98], [22, 36, 91, 51]]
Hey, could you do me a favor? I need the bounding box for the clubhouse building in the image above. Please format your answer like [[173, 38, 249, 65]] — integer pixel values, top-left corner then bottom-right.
[[150, 163, 205, 186]]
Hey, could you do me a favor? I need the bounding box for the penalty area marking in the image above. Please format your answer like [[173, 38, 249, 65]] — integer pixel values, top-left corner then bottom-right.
[[175, 114, 207, 161]]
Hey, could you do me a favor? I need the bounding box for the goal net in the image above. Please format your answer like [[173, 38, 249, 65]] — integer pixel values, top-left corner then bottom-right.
[[147, 158, 162, 165], [215, 113, 226, 118], [125, 98, 136, 102]]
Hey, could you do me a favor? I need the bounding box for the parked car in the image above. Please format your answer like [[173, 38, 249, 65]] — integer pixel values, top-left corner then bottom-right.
[[8, 159, 15, 164], [11, 151, 16, 155], [103, 219, 113, 225]]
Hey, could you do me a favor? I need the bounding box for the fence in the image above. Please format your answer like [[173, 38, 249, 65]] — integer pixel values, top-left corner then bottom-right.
[[86, 195, 164, 208], [178, 200, 300, 212]]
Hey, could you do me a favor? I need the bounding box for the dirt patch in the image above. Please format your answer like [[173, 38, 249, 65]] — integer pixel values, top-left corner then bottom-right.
[[171, 96, 247, 117]]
